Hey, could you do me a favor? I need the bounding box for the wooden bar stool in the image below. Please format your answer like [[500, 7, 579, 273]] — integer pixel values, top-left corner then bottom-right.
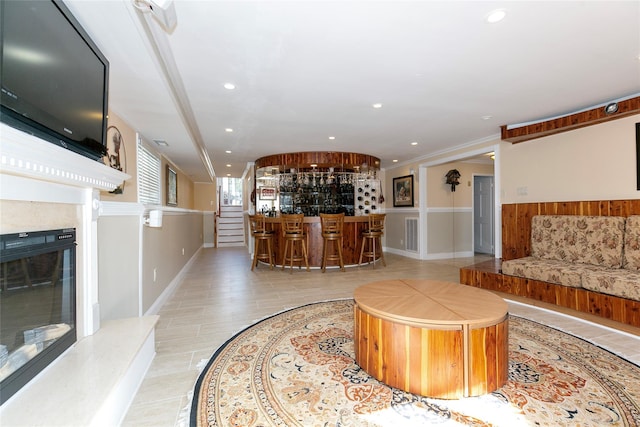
[[281, 213, 309, 273], [320, 213, 345, 272], [248, 214, 275, 270], [359, 213, 386, 268]]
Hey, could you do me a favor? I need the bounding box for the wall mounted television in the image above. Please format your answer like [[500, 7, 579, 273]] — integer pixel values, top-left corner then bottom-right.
[[1, 0, 109, 161]]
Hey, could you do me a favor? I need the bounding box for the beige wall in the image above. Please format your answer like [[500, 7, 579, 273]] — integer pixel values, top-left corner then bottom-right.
[[384, 164, 420, 209], [423, 161, 494, 257], [194, 183, 217, 212], [98, 215, 140, 320], [500, 114, 639, 203], [427, 161, 494, 208], [0, 200, 79, 233], [384, 158, 494, 256], [141, 212, 202, 313], [101, 111, 138, 203]]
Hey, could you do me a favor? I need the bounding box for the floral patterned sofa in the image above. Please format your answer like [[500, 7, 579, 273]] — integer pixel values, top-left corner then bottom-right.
[[501, 215, 640, 302]]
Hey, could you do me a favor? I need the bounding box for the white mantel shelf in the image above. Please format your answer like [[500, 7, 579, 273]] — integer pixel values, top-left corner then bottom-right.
[[0, 123, 129, 192]]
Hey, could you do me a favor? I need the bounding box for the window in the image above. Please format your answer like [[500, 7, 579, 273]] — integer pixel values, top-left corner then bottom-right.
[[220, 177, 242, 206], [137, 135, 161, 205]]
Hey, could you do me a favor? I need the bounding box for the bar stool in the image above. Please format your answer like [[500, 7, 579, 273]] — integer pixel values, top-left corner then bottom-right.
[[320, 213, 345, 272], [248, 214, 275, 270], [359, 213, 386, 268], [281, 213, 309, 273]]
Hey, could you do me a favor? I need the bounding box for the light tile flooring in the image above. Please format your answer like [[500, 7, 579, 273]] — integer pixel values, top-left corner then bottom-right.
[[122, 247, 640, 426]]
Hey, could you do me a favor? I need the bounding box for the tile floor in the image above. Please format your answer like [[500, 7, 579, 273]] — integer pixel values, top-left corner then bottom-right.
[[122, 247, 640, 426]]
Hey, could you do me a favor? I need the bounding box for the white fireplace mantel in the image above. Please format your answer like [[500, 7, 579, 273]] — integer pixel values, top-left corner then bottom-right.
[[1, 122, 130, 337], [0, 123, 128, 193]]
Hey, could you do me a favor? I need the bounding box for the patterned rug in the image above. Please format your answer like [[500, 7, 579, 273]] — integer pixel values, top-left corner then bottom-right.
[[190, 300, 640, 426]]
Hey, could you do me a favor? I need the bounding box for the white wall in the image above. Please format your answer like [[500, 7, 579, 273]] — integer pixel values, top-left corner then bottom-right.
[[500, 114, 639, 203]]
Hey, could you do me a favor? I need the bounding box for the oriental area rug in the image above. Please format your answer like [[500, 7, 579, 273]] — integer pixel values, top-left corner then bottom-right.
[[190, 300, 640, 427]]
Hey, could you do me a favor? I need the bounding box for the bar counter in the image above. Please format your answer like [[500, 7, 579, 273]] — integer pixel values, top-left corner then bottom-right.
[[263, 215, 376, 268]]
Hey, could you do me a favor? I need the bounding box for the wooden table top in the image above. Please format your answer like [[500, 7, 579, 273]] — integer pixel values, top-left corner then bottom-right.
[[354, 279, 508, 328]]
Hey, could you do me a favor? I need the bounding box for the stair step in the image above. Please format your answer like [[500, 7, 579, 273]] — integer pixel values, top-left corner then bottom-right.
[[218, 236, 244, 243], [218, 222, 243, 229], [218, 230, 243, 236], [217, 217, 243, 223], [217, 241, 245, 247], [217, 206, 246, 247]]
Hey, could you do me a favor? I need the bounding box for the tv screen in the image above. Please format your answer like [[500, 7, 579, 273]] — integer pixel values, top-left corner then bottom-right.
[[1, 0, 109, 161]]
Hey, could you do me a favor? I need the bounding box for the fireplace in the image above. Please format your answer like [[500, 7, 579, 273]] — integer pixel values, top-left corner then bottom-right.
[[0, 228, 77, 404]]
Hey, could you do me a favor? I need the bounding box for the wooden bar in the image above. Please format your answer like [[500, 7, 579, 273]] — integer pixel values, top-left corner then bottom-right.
[[263, 215, 373, 267]]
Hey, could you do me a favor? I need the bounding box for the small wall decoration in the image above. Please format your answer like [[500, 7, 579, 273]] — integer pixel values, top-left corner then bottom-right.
[[104, 125, 126, 194], [259, 187, 277, 200], [393, 175, 414, 207], [445, 169, 461, 192], [166, 165, 178, 206]]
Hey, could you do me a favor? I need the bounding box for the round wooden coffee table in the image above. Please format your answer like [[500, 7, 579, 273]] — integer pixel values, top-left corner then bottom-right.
[[353, 279, 508, 399]]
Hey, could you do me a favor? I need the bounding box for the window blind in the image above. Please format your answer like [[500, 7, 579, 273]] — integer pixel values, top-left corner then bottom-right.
[[137, 137, 161, 205]]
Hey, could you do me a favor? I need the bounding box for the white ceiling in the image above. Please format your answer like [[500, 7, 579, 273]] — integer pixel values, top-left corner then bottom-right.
[[64, 0, 640, 182]]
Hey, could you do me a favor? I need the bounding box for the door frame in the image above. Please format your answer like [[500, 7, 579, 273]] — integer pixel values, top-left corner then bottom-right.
[[418, 143, 501, 259]]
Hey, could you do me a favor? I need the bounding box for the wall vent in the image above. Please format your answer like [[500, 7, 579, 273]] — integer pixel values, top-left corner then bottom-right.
[[405, 217, 419, 252]]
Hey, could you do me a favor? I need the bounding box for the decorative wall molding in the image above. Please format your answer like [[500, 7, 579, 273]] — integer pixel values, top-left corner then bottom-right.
[[426, 207, 473, 213], [0, 123, 129, 192]]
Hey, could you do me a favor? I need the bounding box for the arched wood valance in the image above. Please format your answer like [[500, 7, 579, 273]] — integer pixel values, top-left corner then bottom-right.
[[255, 151, 380, 172]]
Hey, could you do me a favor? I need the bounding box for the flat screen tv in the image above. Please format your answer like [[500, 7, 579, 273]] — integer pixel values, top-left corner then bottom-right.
[[1, 0, 109, 161]]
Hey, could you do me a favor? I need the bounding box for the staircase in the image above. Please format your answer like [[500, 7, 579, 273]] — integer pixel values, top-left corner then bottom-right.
[[216, 205, 245, 247]]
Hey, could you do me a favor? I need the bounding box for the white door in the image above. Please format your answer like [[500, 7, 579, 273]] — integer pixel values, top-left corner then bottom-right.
[[473, 176, 494, 254]]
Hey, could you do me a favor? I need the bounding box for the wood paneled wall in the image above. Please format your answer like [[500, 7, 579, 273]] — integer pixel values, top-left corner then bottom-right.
[[502, 199, 640, 261]]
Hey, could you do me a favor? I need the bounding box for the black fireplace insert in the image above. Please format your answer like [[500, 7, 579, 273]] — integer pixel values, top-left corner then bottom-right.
[[0, 228, 77, 404]]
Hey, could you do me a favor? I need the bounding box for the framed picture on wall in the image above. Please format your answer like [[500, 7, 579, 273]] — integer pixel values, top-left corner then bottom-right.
[[393, 175, 414, 207], [259, 187, 277, 200], [166, 165, 178, 206]]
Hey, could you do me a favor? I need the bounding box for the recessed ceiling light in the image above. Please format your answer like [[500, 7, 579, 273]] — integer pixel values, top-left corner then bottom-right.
[[486, 9, 506, 23], [225, 150, 232, 154], [482, 115, 493, 120], [310, 164, 317, 168], [223, 83, 235, 90], [225, 128, 233, 132], [411, 141, 418, 146], [329, 136, 336, 140], [227, 173, 231, 177], [372, 103, 383, 109], [226, 164, 231, 167], [604, 102, 619, 114], [392, 159, 398, 163]]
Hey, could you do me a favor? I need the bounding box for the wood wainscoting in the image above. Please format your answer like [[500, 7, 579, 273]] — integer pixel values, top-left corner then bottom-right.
[[460, 199, 640, 328]]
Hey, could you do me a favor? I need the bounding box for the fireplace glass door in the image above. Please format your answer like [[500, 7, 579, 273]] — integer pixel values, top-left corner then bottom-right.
[[0, 228, 76, 404]]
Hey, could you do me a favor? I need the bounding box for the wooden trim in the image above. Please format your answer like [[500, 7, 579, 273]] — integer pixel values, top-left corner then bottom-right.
[[502, 199, 640, 261], [460, 261, 640, 328], [254, 151, 380, 171], [501, 96, 640, 143], [461, 199, 640, 328]]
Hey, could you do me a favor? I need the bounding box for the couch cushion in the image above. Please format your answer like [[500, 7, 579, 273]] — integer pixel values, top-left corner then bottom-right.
[[623, 215, 640, 271], [582, 269, 640, 302], [531, 215, 625, 268], [502, 257, 584, 287]]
